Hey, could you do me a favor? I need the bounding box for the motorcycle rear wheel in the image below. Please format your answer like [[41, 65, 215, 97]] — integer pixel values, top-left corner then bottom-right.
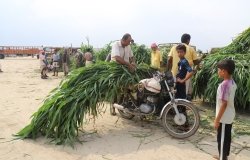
[[161, 100, 200, 139]]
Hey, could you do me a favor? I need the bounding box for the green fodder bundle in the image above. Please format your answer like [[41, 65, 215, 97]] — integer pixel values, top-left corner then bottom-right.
[[193, 27, 250, 111], [219, 27, 250, 54], [16, 62, 154, 145], [131, 44, 151, 65], [94, 42, 112, 62], [80, 43, 94, 54]]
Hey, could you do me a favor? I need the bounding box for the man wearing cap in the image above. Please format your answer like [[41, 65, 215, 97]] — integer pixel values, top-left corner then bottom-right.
[[111, 33, 136, 72], [150, 43, 162, 70]]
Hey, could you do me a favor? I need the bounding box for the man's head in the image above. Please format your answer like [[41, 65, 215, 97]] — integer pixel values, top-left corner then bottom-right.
[[121, 33, 132, 47], [151, 43, 158, 51], [54, 48, 59, 53], [181, 33, 191, 45], [217, 59, 235, 78], [176, 44, 186, 59], [41, 50, 45, 55]]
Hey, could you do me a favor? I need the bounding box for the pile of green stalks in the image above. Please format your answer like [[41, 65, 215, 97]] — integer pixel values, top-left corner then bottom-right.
[[219, 27, 250, 54], [16, 62, 154, 146], [94, 42, 112, 62], [159, 46, 171, 66], [193, 27, 250, 111], [131, 44, 151, 65], [80, 43, 94, 54]]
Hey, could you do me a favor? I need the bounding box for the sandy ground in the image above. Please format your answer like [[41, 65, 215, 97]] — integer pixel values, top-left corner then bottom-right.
[[0, 57, 249, 160]]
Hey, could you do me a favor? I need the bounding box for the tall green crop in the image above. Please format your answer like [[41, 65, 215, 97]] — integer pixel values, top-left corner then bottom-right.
[[193, 27, 250, 111]]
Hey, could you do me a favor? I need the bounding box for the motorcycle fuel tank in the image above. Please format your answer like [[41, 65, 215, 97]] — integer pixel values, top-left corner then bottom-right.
[[139, 78, 161, 93]]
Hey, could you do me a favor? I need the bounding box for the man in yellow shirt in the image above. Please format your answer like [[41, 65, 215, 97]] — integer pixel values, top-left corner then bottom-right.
[[150, 43, 162, 70], [167, 34, 200, 100]]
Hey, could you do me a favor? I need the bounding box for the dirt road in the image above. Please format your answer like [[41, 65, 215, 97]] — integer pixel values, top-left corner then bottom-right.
[[0, 57, 249, 160]]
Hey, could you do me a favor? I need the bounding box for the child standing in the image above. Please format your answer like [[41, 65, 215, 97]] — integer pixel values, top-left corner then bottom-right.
[[175, 44, 193, 129], [214, 59, 237, 160], [175, 44, 193, 99]]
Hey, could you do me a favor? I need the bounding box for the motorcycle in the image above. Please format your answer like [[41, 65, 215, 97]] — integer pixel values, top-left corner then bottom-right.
[[113, 71, 200, 139]]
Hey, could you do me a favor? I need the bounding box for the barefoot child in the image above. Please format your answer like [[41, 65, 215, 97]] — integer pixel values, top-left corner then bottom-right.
[[214, 59, 237, 160]]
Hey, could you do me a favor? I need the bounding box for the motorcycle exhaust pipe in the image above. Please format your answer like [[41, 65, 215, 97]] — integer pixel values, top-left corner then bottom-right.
[[113, 103, 125, 110]]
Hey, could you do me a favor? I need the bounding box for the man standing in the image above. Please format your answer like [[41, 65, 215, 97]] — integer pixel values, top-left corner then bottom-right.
[[62, 49, 70, 76], [111, 33, 136, 71], [52, 49, 60, 76], [110, 33, 136, 115], [75, 49, 84, 68], [84, 48, 93, 67], [168, 34, 200, 100], [39, 50, 48, 79], [150, 43, 162, 70]]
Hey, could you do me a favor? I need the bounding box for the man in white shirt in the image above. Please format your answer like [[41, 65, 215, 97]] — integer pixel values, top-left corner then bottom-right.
[[110, 33, 136, 115], [52, 49, 60, 76], [111, 33, 136, 72]]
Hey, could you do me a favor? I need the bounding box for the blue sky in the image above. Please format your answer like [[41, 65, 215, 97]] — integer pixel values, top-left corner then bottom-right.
[[0, 0, 249, 51]]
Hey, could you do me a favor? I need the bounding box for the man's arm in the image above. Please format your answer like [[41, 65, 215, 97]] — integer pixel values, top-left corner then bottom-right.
[[167, 56, 173, 71], [193, 58, 203, 65], [214, 100, 227, 129], [130, 57, 136, 66], [160, 51, 163, 67], [114, 56, 135, 72], [114, 56, 130, 66], [167, 47, 174, 71], [176, 71, 193, 83], [176, 60, 193, 83], [191, 48, 205, 65]]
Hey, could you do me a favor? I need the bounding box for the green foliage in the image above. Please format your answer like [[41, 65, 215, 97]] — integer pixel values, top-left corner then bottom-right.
[[193, 27, 250, 111], [219, 27, 250, 54], [80, 43, 94, 54], [94, 42, 152, 64], [131, 44, 151, 64], [159, 47, 171, 65], [16, 62, 154, 145], [94, 42, 112, 62]]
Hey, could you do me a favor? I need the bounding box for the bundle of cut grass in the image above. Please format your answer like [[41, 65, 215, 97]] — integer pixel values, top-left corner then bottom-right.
[[94, 42, 112, 62], [131, 44, 151, 65], [219, 27, 250, 54], [16, 62, 154, 146], [193, 27, 250, 111]]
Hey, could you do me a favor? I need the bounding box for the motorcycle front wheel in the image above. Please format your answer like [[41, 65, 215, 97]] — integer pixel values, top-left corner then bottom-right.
[[161, 100, 200, 139]]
